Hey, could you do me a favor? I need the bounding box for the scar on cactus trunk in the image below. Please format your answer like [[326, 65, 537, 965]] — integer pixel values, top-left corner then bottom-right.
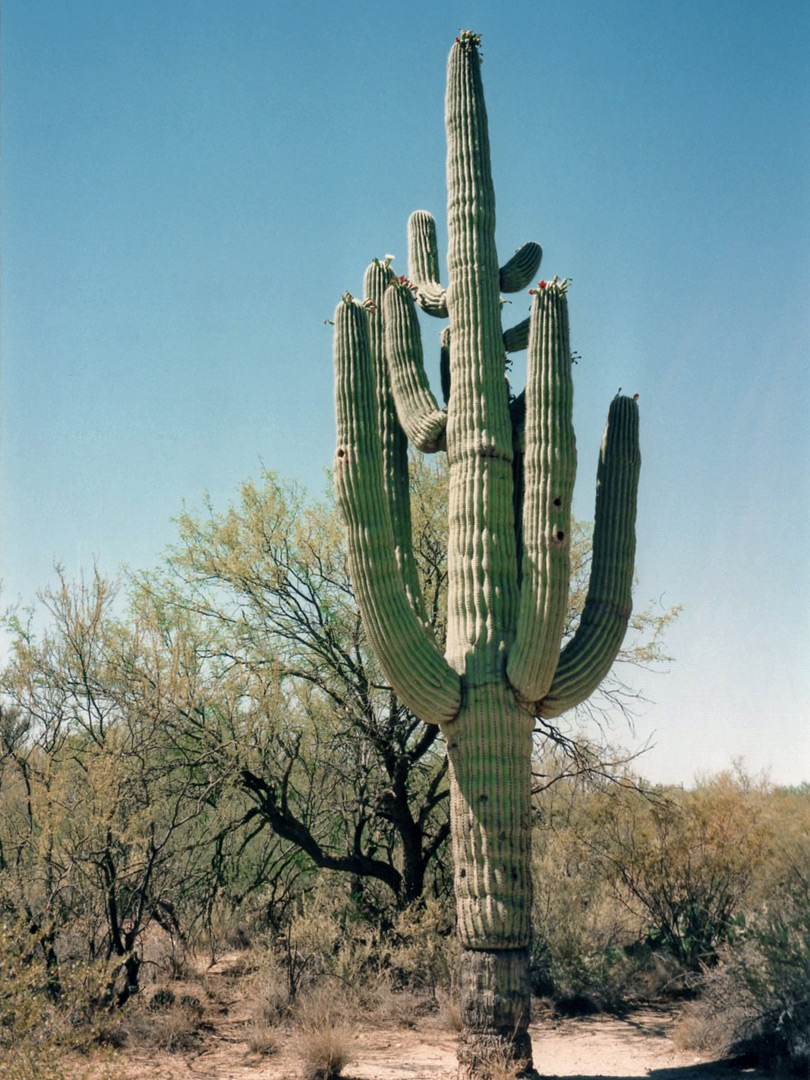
[[333, 30, 641, 1079]]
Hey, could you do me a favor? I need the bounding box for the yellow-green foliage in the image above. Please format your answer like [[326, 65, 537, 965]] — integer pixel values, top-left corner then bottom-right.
[[272, 878, 456, 999], [531, 763, 810, 1012], [676, 786, 810, 1071], [0, 918, 115, 1080], [384, 897, 458, 992]]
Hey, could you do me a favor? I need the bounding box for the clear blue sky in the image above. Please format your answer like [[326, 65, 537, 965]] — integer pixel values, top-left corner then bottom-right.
[[2, 1, 808, 786]]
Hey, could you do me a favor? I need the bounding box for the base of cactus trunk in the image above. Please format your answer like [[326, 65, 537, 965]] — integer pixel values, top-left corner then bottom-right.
[[457, 946, 536, 1079]]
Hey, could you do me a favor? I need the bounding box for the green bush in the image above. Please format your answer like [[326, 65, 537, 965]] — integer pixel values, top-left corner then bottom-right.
[[530, 787, 643, 1011], [677, 826, 810, 1075], [0, 918, 114, 1078]]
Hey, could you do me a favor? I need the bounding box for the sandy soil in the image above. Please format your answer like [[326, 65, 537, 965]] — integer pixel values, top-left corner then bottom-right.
[[71, 1005, 767, 1080], [56, 953, 767, 1080]]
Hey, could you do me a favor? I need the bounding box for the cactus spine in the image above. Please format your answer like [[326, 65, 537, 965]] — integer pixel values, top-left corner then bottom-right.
[[333, 32, 640, 1078]]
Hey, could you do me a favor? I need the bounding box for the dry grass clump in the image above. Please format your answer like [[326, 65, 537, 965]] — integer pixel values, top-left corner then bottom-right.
[[245, 1017, 279, 1056], [353, 971, 435, 1028], [295, 987, 355, 1080], [434, 989, 463, 1032], [115, 987, 207, 1052], [298, 1022, 354, 1080], [243, 943, 296, 1024], [459, 1038, 533, 1080], [486, 1056, 533, 1080]]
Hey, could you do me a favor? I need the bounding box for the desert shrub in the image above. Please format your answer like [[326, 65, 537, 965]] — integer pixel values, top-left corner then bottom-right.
[[576, 767, 774, 973], [678, 824, 810, 1075], [382, 896, 458, 992], [0, 1045, 116, 1080], [113, 992, 205, 1053], [282, 882, 380, 995], [239, 879, 385, 1018], [148, 987, 176, 1011], [0, 917, 117, 1078], [0, 917, 112, 1044], [240, 881, 455, 1029], [270, 877, 455, 995], [244, 941, 298, 1023], [529, 764, 796, 1010], [530, 776, 647, 1011]]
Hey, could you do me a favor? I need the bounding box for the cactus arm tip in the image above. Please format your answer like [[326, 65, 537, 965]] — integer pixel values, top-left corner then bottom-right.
[[362, 259, 428, 622], [383, 281, 448, 453], [500, 242, 543, 293], [334, 298, 460, 725], [407, 210, 448, 318], [507, 280, 577, 702], [537, 394, 641, 718]]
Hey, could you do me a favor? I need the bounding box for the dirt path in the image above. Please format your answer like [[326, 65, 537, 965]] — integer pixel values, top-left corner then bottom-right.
[[93, 1007, 764, 1080]]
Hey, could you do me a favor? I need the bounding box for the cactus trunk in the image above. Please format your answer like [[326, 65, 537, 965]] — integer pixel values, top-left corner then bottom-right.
[[332, 31, 641, 1078]]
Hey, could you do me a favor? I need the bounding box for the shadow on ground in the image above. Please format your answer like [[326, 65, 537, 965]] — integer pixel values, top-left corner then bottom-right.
[[520, 1060, 766, 1080]]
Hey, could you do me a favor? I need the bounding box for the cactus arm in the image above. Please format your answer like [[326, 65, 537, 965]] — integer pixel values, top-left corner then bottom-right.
[[408, 210, 449, 317], [503, 316, 530, 354], [383, 282, 448, 453], [509, 391, 526, 584], [499, 242, 542, 293], [507, 280, 577, 702], [537, 394, 641, 719], [409, 215, 542, 308], [334, 296, 461, 726], [363, 261, 426, 617]]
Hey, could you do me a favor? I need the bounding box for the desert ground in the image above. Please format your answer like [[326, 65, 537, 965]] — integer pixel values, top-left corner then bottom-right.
[[92, 1010, 766, 1080], [54, 952, 767, 1080]]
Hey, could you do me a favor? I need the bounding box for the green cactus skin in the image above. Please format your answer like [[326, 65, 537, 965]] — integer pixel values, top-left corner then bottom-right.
[[333, 34, 641, 1078], [408, 210, 449, 317], [362, 261, 426, 616], [507, 280, 577, 704], [383, 282, 447, 452], [499, 242, 543, 293]]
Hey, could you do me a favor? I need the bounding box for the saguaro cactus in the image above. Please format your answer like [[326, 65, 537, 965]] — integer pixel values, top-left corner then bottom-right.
[[333, 31, 640, 1078]]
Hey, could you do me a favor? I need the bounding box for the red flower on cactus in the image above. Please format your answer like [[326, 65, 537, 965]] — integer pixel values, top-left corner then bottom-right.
[[538, 280, 547, 289]]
